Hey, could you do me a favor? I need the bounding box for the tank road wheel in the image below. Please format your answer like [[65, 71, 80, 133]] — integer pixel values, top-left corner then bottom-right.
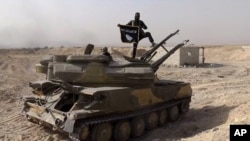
[[131, 117, 145, 137], [158, 109, 167, 126], [92, 123, 112, 141], [114, 120, 131, 141], [145, 112, 158, 130], [79, 126, 90, 141], [168, 105, 179, 121], [180, 101, 190, 113]]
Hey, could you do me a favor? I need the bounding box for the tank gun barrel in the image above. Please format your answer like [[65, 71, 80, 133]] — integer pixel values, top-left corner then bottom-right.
[[152, 40, 189, 72], [140, 29, 180, 61]]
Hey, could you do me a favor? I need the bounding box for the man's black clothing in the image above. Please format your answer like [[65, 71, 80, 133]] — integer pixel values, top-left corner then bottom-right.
[[127, 20, 154, 43]]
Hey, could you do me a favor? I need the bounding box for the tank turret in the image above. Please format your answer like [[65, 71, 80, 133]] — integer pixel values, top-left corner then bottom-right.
[[22, 30, 192, 141], [36, 54, 155, 87]]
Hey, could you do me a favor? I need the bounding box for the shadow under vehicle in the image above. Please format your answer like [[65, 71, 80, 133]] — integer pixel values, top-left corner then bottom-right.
[[22, 30, 192, 141]]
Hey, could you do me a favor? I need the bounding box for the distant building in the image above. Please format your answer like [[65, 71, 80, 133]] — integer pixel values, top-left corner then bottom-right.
[[242, 45, 250, 49], [180, 46, 205, 66]]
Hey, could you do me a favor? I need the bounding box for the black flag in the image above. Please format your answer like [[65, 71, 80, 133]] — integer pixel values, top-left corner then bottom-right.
[[119, 25, 139, 43]]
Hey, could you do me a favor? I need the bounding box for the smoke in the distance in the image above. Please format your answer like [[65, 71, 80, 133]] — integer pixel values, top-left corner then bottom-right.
[[0, 1, 102, 48], [0, 0, 250, 48]]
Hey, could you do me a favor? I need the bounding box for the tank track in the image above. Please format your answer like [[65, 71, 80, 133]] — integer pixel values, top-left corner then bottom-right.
[[69, 97, 191, 141]]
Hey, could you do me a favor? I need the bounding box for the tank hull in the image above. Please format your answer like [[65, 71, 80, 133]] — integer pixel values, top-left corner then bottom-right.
[[22, 80, 192, 141]]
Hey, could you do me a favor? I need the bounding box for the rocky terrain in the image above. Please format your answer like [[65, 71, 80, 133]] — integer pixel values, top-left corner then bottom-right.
[[0, 45, 250, 141]]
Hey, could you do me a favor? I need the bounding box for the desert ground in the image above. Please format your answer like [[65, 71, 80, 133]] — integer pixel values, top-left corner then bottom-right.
[[0, 45, 250, 141]]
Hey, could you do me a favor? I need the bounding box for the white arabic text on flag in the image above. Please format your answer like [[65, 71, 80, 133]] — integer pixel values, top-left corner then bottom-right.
[[119, 25, 139, 43]]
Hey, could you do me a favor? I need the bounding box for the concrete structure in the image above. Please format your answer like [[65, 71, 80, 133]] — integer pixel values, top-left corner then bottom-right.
[[180, 46, 205, 66]]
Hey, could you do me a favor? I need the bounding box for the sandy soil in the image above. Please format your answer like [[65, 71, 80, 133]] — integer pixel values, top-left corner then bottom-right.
[[0, 45, 250, 141]]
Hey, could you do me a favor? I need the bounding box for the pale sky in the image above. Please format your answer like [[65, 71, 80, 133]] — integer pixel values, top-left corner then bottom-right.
[[0, 0, 250, 48]]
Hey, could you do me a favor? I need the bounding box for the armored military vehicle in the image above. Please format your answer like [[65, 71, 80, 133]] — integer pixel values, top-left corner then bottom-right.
[[22, 30, 192, 141]]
